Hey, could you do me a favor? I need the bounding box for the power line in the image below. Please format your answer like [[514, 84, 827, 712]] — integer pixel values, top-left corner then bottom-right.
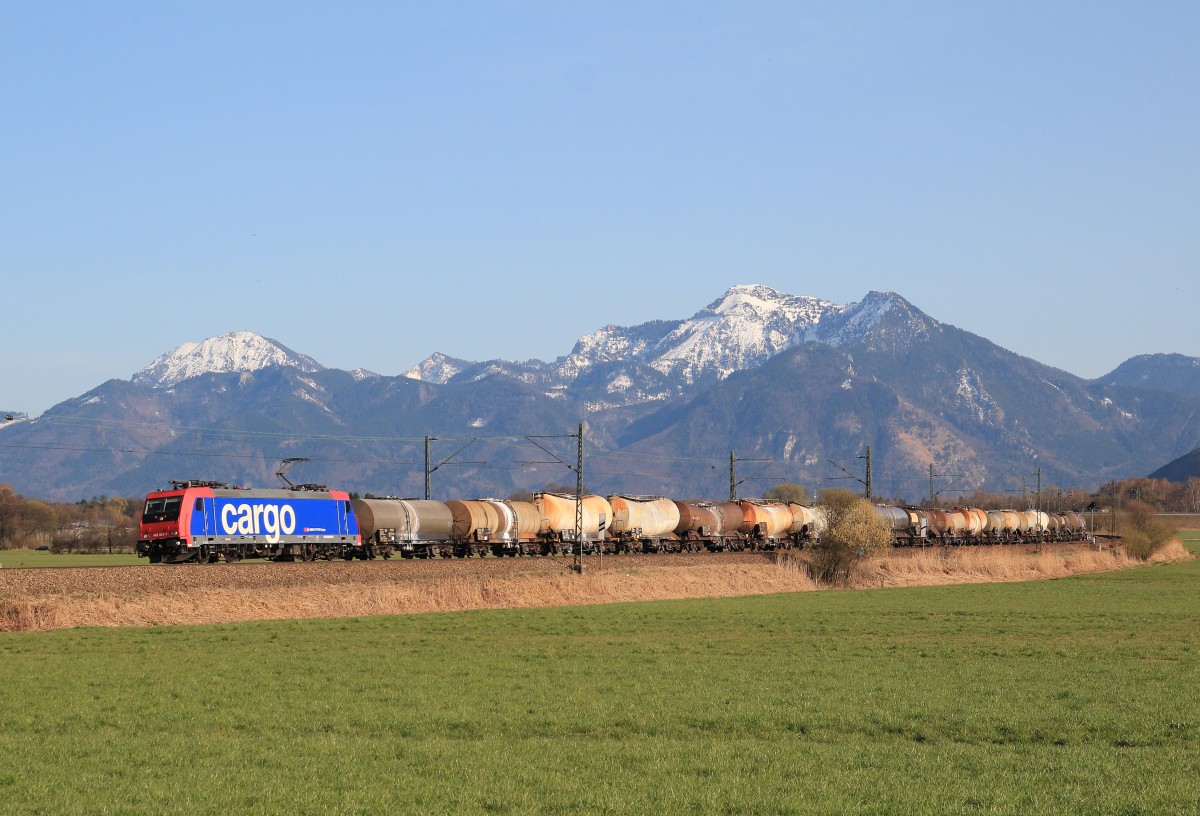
[[0, 441, 426, 466]]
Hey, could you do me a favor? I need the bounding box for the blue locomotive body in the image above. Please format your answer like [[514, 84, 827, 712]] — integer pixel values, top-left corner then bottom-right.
[[138, 482, 362, 563]]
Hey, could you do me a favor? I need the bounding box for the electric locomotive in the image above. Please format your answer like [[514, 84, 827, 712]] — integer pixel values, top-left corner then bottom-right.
[[138, 480, 362, 563]]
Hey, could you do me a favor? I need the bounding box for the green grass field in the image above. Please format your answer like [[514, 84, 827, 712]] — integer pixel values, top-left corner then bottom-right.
[[0, 537, 1197, 814], [0, 548, 142, 568]]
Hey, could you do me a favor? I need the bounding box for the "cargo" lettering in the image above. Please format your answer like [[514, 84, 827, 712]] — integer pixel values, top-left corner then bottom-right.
[[220, 503, 296, 544]]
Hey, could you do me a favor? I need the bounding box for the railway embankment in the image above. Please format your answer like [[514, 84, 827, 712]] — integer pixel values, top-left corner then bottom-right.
[[1, 541, 1191, 632]]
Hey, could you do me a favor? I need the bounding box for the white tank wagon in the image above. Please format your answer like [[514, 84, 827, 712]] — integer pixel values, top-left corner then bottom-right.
[[1014, 510, 1051, 537], [608, 496, 682, 553], [984, 511, 1010, 538]]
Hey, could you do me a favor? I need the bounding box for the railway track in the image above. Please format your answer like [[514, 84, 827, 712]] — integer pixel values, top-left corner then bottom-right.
[[0, 551, 784, 598]]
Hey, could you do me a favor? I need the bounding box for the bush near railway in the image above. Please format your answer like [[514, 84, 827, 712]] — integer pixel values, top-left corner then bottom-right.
[[809, 488, 893, 583], [1119, 499, 1176, 560]]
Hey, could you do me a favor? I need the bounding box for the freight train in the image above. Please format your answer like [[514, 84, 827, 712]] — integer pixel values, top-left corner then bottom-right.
[[137, 481, 1091, 564]]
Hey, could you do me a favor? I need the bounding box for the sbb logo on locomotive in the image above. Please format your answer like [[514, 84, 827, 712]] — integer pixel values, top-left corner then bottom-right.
[[219, 502, 297, 543]]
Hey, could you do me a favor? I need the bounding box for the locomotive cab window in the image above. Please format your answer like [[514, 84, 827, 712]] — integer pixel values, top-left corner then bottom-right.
[[345, 501, 352, 513], [195, 498, 204, 512], [143, 495, 183, 523]]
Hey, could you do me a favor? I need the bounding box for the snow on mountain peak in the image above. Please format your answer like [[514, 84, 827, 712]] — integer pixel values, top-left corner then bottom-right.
[[647, 284, 837, 381], [401, 283, 848, 394], [133, 331, 324, 388], [711, 284, 810, 317], [403, 352, 469, 384], [394, 285, 939, 408], [802, 291, 936, 351]]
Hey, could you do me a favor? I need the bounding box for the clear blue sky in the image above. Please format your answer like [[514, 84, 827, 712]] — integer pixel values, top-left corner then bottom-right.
[[3, 1, 1197, 414]]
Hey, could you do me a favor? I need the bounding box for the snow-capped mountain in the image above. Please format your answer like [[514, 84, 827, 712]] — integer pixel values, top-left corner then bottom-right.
[[408, 283, 849, 405], [402, 352, 471, 385], [131, 287, 931, 405], [133, 330, 324, 388], [803, 290, 940, 352], [404, 284, 896, 406], [644, 284, 835, 382]]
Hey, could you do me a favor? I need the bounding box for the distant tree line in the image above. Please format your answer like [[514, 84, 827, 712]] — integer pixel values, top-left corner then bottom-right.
[[763, 476, 1200, 515], [0, 485, 140, 553]]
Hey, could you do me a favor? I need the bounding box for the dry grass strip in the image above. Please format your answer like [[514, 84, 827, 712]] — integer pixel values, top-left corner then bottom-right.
[[1, 541, 1191, 632], [849, 538, 1191, 589]]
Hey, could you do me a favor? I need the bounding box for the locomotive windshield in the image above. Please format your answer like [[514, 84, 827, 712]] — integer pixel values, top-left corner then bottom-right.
[[143, 495, 183, 523]]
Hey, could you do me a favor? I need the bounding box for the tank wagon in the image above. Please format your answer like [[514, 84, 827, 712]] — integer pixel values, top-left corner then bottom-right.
[[353, 498, 455, 558], [138, 481, 361, 563], [534, 493, 612, 554], [737, 500, 793, 549], [673, 501, 745, 551], [446, 498, 544, 557], [609, 496, 682, 553], [872, 505, 1090, 546], [787, 503, 827, 543]]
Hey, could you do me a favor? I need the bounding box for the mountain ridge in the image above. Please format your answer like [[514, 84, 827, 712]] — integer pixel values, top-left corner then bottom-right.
[[3, 285, 1200, 501], [133, 330, 324, 388]]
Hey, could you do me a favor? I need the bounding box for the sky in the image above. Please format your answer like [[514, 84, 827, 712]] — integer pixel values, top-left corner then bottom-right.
[[2, 1, 1198, 415]]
